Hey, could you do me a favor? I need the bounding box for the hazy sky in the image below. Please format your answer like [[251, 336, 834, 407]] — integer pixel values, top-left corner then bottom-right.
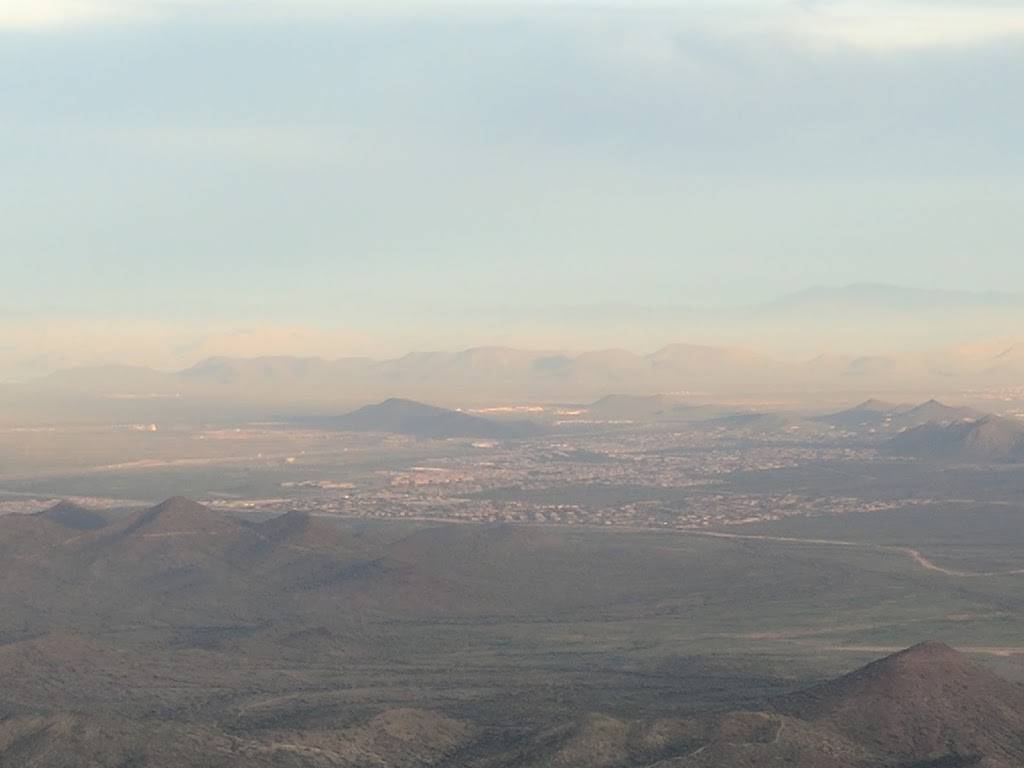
[[2, 0, 1024, 373]]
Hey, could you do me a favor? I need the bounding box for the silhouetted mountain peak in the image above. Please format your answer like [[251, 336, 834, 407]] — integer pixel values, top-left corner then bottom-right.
[[119, 497, 230, 537], [777, 641, 1024, 762], [329, 398, 544, 439], [856, 641, 967, 677], [150, 496, 210, 517], [781, 642, 982, 717], [903, 399, 976, 419], [35, 501, 109, 531]]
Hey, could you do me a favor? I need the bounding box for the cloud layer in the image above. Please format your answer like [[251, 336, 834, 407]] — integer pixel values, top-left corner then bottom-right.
[[5, 1, 1024, 52]]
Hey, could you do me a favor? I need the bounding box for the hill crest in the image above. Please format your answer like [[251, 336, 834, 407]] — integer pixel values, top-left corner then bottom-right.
[[776, 642, 1024, 762], [34, 501, 109, 531], [886, 415, 1024, 461], [113, 497, 239, 539]]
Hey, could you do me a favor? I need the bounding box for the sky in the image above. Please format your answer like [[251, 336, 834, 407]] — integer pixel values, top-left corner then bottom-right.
[[2, 0, 1024, 375]]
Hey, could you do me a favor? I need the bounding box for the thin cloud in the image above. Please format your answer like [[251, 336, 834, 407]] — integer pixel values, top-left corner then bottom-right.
[[0, 0, 150, 27], [783, 2, 1024, 51], [5, 0, 1024, 54]]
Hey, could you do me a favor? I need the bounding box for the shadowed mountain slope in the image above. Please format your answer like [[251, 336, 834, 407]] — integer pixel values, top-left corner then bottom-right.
[[0, 498, 477, 630], [4, 636, 1018, 766], [33, 501, 110, 531], [478, 644, 1024, 768], [885, 416, 1024, 462], [0, 708, 475, 768], [776, 642, 1024, 766]]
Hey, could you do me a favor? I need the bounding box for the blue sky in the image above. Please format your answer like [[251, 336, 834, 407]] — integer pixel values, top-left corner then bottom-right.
[[2, 0, 1024, 372]]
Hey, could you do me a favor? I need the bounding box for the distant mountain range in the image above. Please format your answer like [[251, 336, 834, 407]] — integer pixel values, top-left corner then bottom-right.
[[15, 339, 1024, 419], [9, 283, 1024, 383]]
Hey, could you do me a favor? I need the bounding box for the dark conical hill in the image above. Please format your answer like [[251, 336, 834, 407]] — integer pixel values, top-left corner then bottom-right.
[[777, 643, 1024, 763], [35, 501, 110, 531]]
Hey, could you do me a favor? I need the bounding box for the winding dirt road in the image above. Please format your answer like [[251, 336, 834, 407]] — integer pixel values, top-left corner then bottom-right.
[[682, 529, 1024, 579]]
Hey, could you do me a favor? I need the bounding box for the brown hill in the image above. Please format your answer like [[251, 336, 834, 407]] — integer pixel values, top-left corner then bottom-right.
[[2, 500, 1024, 768], [480, 644, 1024, 768], [24, 642, 1018, 768], [78, 497, 247, 585], [0, 708, 473, 768], [228, 510, 440, 606], [0, 513, 72, 557], [21, 499, 468, 625], [776, 642, 1024, 766]]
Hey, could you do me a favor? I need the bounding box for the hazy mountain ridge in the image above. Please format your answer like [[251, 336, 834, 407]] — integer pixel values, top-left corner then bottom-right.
[[10, 285, 1024, 386], [17, 336, 1024, 415]]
